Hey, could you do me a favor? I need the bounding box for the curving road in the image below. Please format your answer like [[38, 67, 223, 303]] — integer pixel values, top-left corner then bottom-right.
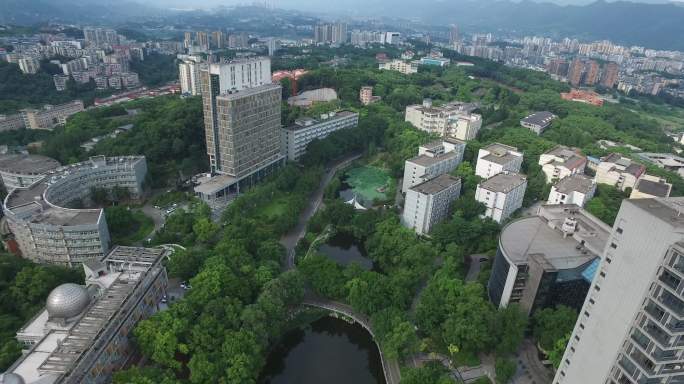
[[280, 153, 362, 269]]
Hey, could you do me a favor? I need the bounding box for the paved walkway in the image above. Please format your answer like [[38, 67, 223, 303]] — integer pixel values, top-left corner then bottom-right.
[[280, 153, 362, 269], [465, 254, 489, 282], [511, 339, 553, 384]]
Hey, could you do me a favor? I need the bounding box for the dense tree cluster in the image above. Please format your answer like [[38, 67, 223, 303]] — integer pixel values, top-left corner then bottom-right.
[[129, 53, 178, 86]]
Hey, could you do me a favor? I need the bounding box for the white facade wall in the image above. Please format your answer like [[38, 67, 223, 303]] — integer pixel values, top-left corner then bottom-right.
[[281, 112, 359, 161], [595, 162, 640, 191], [447, 114, 482, 141], [554, 199, 684, 384], [547, 186, 594, 207], [475, 180, 527, 223], [475, 147, 524, 180], [378, 59, 418, 74], [208, 58, 272, 92], [402, 179, 461, 235]]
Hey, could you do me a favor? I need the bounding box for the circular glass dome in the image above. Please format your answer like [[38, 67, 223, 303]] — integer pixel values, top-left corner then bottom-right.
[[1, 373, 26, 384], [46, 283, 90, 320]]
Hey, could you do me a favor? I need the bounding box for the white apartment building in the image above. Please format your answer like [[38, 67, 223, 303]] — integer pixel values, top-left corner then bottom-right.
[[281, 111, 359, 161], [402, 138, 465, 193], [595, 153, 646, 191], [205, 57, 271, 92], [405, 99, 482, 140], [3, 156, 147, 266], [538, 145, 587, 183], [475, 172, 527, 223], [402, 174, 461, 235], [475, 143, 524, 179], [21, 101, 85, 130], [378, 59, 418, 74], [554, 198, 684, 384], [548, 174, 596, 207], [18, 57, 40, 74], [0, 154, 61, 191]]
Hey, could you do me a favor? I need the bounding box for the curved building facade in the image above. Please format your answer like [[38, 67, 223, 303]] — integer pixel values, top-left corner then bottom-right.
[[2, 156, 147, 266], [0, 154, 61, 191], [487, 204, 612, 315]]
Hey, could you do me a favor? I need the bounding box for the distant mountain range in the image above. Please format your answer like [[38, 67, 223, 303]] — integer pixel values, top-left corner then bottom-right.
[[2, 0, 684, 51]]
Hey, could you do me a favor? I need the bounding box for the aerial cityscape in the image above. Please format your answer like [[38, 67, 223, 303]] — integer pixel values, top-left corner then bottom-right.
[[1, 1, 684, 384]]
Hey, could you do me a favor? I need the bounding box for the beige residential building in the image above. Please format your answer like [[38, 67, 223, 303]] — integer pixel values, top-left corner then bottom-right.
[[378, 59, 418, 74], [405, 99, 482, 140], [402, 138, 465, 193], [595, 153, 646, 191], [0, 113, 26, 132], [22, 101, 85, 130]]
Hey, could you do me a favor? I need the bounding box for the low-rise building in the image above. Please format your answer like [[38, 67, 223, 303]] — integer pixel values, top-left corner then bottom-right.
[[359, 86, 380, 105], [22, 101, 85, 130], [635, 152, 684, 178], [0, 113, 26, 132], [287, 88, 338, 108], [2, 246, 169, 384], [520, 111, 557, 135], [487, 204, 611, 315], [402, 174, 461, 235], [548, 174, 596, 207], [3, 156, 147, 266], [475, 143, 524, 179], [629, 175, 672, 199], [281, 111, 359, 161], [378, 59, 418, 74], [418, 56, 451, 67], [595, 153, 646, 191], [538, 145, 587, 183], [475, 172, 527, 223], [0, 154, 61, 191], [560, 89, 604, 106], [405, 99, 481, 139], [402, 138, 466, 192]]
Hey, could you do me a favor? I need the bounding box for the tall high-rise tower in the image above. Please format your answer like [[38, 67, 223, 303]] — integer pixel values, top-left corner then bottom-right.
[[568, 58, 584, 87], [449, 25, 460, 45], [554, 197, 684, 384], [197, 57, 283, 201], [601, 62, 620, 89]]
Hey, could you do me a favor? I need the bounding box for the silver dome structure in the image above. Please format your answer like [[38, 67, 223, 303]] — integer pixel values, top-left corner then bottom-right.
[[1, 373, 26, 384], [46, 283, 90, 320]]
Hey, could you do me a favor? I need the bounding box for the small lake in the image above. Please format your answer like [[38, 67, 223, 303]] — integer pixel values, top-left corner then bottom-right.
[[317, 232, 374, 270], [260, 316, 386, 384]]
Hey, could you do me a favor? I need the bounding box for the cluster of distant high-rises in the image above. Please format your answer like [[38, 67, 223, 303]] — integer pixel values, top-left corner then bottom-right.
[[313, 22, 348, 44], [183, 30, 249, 51], [548, 58, 620, 89]]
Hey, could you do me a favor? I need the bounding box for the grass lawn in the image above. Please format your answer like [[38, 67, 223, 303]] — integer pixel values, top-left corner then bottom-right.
[[111, 210, 154, 245], [344, 165, 393, 203], [260, 198, 289, 218]]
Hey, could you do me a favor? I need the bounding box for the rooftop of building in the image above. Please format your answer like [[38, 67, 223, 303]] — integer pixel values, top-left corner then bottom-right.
[[6, 246, 167, 384], [634, 178, 672, 198], [284, 110, 358, 131], [541, 146, 587, 170], [3, 156, 144, 227], [0, 154, 61, 175], [444, 136, 467, 146], [410, 174, 460, 195], [553, 174, 595, 195], [500, 204, 611, 270], [193, 173, 238, 195], [216, 83, 281, 100], [408, 151, 459, 167], [636, 152, 684, 168], [601, 153, 646, 176], [628, 198, 684, 227], [483, 142, 520, 156], [521, 111, 556, 127], [479, 172, 527, 193]]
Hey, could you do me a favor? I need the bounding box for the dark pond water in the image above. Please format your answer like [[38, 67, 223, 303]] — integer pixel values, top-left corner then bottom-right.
[[259, 316, 385, 384], [317, 232, 374, 270]]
